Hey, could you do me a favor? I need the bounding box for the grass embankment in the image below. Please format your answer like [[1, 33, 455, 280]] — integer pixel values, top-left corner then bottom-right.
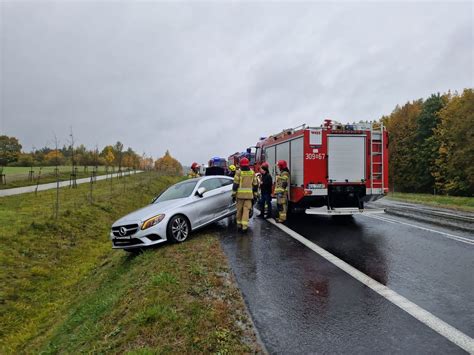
[[0, 166, 114, 190], [387, 192, 474, 213], [0, 173, 259, 354]]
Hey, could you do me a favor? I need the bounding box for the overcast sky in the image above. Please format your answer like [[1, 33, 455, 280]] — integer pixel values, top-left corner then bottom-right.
[[1, 1, 472, 164]]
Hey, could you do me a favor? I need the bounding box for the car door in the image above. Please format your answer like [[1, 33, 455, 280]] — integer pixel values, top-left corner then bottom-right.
[[214, 177, 235, 218], [194, 178, 224, 226]]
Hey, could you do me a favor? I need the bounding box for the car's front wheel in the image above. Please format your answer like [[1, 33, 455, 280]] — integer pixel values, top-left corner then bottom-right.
[[167, 215, 190, 243]]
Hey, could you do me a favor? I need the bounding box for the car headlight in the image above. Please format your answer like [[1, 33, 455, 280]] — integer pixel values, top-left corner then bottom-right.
[[141, 214, 165, 230]]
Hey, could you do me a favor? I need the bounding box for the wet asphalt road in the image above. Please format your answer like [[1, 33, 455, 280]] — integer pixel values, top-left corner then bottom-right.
[[212, 208, 473, 354]]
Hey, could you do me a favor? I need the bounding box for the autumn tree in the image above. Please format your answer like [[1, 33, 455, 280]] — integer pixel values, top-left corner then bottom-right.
[[140, 153, 154, 170], [44, 150, 65, 166], [0, 135, 22, 166], [101, 145, 115, 168], [383, 100, 423, 192], [154, 150, 183, 176], [433, 89, 474, 196], [122, 147, 140, 169], [414, 93, 446, 192]]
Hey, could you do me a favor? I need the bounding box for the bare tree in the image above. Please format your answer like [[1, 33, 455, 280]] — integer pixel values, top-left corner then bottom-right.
[[68, 127, 77, 188], [52, 132, 60, 218], [114, 141, 124, 176]]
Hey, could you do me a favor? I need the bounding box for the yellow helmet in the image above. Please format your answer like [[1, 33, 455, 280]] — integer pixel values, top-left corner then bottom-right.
[[229, 164, 236, 171]]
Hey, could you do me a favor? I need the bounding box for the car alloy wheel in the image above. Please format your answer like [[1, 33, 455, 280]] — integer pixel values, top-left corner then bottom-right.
[[169, 215, 189, 242]]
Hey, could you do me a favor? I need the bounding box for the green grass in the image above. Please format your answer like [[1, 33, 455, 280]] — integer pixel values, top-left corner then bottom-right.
[[0, 166, 125, 190], [0, 173, 259, 354], [387, 192, 474, 212]]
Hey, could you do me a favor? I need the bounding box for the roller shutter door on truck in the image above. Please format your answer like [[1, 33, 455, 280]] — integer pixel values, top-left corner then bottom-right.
[[328, 135, 366, 182], [290, 137, 304, 187]]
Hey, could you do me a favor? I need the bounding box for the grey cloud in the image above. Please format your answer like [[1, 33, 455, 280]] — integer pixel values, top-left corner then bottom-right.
[[1, 1, 472, 165]]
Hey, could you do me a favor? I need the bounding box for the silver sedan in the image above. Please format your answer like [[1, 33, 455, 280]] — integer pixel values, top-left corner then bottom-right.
[[110, 176, 236, 251]]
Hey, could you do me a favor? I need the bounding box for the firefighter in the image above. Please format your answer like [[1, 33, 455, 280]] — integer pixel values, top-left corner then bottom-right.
[[232, 157, 258, 232], [187, 162, 201, 179], [275, 160, 290, 223], [228, 164, 236, 177]]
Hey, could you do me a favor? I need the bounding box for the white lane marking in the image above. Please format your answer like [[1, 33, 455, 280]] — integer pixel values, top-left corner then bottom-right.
[[362, 214, 474, 246], [268, 219, 474, 353], [385, 201, 474, 222]]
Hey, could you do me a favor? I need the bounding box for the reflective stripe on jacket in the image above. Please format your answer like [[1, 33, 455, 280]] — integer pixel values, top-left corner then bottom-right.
[[275, 171, 290, 194], [187, 170, 200, 179], [233, 169, 258, 200]]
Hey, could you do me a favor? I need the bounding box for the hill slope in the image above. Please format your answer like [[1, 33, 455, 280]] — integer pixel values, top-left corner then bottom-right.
[[0, 173, 260, 353]]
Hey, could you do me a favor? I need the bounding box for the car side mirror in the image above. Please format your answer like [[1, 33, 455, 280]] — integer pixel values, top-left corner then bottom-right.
[[196, 187, 207, 197]]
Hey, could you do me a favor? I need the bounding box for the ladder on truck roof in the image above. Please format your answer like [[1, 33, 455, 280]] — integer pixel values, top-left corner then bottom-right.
[[370, 122, 385, 195]]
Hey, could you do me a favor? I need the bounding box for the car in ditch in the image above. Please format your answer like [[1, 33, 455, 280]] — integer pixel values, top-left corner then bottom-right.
[[110, 176, 236, 251]]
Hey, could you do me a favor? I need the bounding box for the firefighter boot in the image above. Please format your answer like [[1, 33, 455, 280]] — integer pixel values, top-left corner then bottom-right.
[[276, 197, 287, 223]]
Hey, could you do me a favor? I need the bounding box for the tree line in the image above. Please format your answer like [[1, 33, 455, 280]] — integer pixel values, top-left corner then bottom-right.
[[381, 88, 473, 197], [0, 137, 183, 176]]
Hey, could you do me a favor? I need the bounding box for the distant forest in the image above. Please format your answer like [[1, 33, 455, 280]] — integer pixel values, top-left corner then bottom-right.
[[0, 137, 183, 177], [381, 88, 473, 197]]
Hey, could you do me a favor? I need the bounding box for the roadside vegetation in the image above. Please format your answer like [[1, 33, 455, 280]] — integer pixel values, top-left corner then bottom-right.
[[1, 135, 184, 190], [387, 192, 474, 213], [0, 173, 259, 353], [0, 165, 111, 189], [382, 89, 473, 197]]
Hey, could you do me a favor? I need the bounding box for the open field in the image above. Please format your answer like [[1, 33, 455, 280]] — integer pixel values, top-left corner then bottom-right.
[[0, 166, 122, 190], [0, 173, 259, 354], [387, 192, 474, 212]]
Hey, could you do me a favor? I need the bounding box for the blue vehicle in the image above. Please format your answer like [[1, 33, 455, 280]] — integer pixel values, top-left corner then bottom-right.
[[205, 157, 227, 176]]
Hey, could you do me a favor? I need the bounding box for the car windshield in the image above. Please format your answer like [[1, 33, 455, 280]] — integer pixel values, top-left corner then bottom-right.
[[154, 180, 198, 203]]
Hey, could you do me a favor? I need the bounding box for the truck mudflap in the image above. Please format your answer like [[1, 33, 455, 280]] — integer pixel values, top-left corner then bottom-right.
[[305, 207, 385, 215]]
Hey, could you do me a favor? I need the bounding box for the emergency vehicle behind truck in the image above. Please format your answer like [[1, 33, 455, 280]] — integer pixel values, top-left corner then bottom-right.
[[251, 120, 388, 215]]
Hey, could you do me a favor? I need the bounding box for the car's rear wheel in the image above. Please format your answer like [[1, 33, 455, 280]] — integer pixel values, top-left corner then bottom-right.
[[167, 215, 190, 243]]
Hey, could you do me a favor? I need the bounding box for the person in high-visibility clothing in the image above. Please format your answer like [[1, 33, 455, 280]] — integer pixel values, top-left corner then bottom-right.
[[187, 162, 201, 179], [275, 160, 290, 223], [232, 157, 258, 232], [227, 164, 236, 178]]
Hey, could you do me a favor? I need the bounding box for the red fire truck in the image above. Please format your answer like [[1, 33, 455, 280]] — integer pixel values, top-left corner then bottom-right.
[[250, 120, 388, 215], [227, 150, 256, 169]]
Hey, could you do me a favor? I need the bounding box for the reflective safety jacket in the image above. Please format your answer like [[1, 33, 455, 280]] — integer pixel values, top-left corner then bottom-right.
[[232, 168, 258, 200], [187, 170, 200, 179], [275, 170, 290, 195]]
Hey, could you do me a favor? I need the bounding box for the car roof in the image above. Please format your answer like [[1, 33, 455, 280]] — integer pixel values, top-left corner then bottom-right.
[[198, 175, 232, 181]]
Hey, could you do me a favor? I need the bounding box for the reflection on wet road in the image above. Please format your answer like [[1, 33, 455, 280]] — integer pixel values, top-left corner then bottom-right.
[[211, 211, 473, 354]]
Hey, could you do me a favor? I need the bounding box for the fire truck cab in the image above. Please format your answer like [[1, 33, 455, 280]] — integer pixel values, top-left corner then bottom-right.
[[227, 150, 256, 169], [253, 120, 387, 215]]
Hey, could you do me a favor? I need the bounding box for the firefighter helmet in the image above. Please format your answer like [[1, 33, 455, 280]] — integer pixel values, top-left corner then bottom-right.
[[277, 160, 288, 170], [191, 162, 200, 170], [240, 157, 250, 167], [261, 162, 269, 168], [229, 164, 236, 172]]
